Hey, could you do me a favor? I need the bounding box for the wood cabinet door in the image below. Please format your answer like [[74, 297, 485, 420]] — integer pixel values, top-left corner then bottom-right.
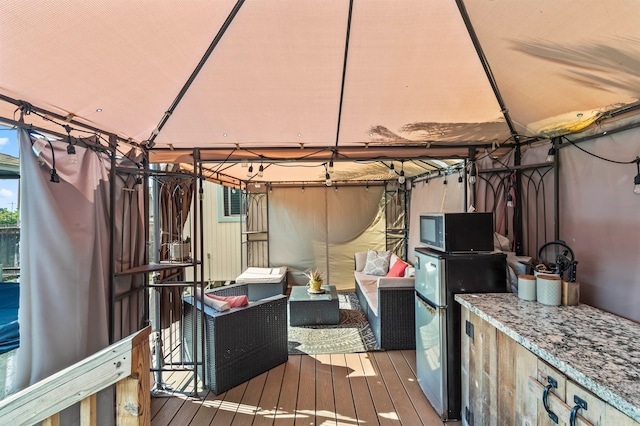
[[565, 381, 604, 425], [461, 308, 498, 426], [604, 404, 640, 426], [496, 332, 537, 426]]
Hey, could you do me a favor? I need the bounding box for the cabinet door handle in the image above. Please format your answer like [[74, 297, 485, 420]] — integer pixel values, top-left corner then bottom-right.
[[569, 395, 588, 426], [542, 376, 559, 424]]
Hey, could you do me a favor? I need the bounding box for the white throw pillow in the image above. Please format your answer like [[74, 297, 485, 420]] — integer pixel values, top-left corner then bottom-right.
[[362, 249, 392, 276]]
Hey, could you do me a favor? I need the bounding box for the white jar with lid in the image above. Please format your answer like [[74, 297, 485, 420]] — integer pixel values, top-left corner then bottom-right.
[[536, 274, 562, 306]]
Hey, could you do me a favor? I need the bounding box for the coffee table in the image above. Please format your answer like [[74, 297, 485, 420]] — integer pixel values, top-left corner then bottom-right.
[[289, 285, 339, 326]]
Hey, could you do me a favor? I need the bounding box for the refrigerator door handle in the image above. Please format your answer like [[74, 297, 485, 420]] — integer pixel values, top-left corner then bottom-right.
[[416, 294, 447, 312]]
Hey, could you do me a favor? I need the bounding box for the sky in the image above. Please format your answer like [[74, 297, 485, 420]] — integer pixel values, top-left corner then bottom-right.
[[0, 126, 19, 212]]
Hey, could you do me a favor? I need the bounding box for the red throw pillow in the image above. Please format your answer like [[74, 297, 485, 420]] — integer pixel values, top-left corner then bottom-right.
[[207, 293, 249, 308], [386, 259, 409, 277]]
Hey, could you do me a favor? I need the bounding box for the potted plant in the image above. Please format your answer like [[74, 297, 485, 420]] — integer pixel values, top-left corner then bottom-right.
[[170, 236, 191, 261], [305, 269, 324, 293]]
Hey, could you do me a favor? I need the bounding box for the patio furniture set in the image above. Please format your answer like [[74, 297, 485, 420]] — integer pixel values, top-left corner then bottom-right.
[[183, 254, 416, 394]]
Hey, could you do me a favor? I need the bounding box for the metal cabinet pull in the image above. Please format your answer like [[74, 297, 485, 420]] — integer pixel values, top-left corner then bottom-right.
[[542, 376, 559, 424], [569, 395, 588, 426]]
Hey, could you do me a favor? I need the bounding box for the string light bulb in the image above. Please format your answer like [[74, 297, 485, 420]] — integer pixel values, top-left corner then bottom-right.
[[398, 170, 405, 185], [325, 172, 332, 187], [398, 161, 405, 184], [457, 171, 463, 188], [328, 159, 334, 173], [67, 143, 78, 164], [506, 193, 514, 208], [388, 162, 395, 178], [258, 163, 264, 178], [546, 145, 556, 163], [247, 164, 253, 178], [443, 174, 448, 185], [469, 162, 477, 185]]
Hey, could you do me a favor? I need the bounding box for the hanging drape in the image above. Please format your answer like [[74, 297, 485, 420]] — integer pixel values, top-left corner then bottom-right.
[[268, 185, 385, 290], [15, 128, 115, 424]]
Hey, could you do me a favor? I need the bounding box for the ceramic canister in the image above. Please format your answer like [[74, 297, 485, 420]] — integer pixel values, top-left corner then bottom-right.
[[517, 274, 537, 301], [536, 274, 562, 306]]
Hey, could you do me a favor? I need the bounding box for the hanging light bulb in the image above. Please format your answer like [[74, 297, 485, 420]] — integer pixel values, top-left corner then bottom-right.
[[469, 162, 477, 185], [506, 193, 514, 208], [457, 172, 463, 188], [328, 159, 334, 173], [634, 158, 640, 195], [546, 146, 556, 163], [365, 182, 369, 191], [258, 164, 264, 178], [325, 172, 332, 187], [388, 162, 395, 178], [247, 164, 253, 177], [398, 170, 405, 185], [67, 143, 78, 164], [443, 174, 448, 185]]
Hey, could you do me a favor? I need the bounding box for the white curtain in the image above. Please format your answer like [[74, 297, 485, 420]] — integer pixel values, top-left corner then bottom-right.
[[269, 185, 385, 290], [15, 128, 114, 424]]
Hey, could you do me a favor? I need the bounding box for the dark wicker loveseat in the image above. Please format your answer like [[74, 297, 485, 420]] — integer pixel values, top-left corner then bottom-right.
[[183, 283, 288, 394], [354, 251, 416, 350]]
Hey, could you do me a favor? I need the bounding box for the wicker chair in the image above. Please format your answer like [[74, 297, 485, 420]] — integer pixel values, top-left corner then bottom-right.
[[183, 283, 288, 395]]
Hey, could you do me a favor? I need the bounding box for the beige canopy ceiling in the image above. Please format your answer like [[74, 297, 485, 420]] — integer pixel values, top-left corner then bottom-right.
[[1, 0, 639, 182]]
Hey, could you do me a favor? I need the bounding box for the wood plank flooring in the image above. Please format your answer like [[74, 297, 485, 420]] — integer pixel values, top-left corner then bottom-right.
[[150, 350, 461, 426]]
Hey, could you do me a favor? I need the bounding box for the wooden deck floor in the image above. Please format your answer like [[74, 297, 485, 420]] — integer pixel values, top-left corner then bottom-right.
[[150, 350, 461, 426]]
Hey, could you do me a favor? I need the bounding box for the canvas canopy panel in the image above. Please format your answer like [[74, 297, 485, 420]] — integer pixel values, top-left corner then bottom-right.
[[464, 0, 640, 138], [0, 0, 639, 172]]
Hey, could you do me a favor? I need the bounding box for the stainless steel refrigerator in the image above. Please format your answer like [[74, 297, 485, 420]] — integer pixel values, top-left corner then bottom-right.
[[414, 247, 507, 421]]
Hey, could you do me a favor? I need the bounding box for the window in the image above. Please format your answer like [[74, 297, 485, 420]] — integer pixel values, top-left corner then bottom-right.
[[219, 186, 245, 221]]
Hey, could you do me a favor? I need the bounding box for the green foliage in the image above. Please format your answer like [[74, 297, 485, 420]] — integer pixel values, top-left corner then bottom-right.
[[0, 208, 19, 225]]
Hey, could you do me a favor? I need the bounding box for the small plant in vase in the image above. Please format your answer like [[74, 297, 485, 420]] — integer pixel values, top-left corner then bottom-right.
[[305, 269, 324, 293], [170, 236, 191, 261]]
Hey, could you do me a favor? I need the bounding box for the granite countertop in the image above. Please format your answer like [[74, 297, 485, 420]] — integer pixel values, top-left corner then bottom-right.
[[455, 293, 640, 422]]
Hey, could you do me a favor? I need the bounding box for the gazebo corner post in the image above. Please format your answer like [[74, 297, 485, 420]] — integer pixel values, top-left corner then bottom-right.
[[194, 148, 205, 395], [514, 143, 524, 256], [468, 147, 476, 211], [108, 134, 118, 344], [552, 137, 560, 241]]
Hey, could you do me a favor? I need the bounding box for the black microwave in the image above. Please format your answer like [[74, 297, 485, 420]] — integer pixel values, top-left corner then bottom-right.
[[419, 212, 494, 253]]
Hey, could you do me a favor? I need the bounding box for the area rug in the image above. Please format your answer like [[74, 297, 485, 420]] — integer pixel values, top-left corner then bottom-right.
[[288, 292, 381, 355]]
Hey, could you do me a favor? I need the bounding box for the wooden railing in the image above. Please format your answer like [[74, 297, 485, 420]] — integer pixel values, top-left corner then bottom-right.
[[0, 326, 151, 426]]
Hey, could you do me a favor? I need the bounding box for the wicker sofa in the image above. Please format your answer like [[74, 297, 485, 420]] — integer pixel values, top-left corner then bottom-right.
[[183, 283, 288, 394], [354, 251, 416, 350]]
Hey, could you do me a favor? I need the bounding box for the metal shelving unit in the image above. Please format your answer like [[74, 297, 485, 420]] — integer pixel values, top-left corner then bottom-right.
[[110, 151, 205, 397]]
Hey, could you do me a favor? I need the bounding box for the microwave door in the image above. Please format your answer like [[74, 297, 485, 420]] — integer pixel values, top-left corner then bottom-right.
[[415, 294, 448, 418]]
